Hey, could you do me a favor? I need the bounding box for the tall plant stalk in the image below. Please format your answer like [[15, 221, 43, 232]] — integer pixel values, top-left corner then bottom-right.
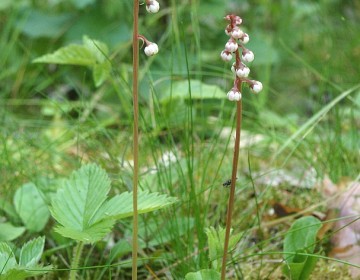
[[219, 14, 263, 279], [132, 0, 140, 278], [220, 100, 242, 280]]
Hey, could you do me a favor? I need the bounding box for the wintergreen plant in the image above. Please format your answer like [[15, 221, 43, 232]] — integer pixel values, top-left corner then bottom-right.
[[219, 14, 263, 280], [131, 1, 160, 278], [49, 163, 176, 279], [0, 236, 51, 279]]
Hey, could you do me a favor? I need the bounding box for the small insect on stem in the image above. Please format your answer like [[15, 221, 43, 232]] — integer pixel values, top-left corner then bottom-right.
[[222, 177, 238, 188]]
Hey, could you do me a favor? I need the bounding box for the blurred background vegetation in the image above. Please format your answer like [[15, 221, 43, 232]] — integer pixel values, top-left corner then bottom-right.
[[0, 0, 359, 278]]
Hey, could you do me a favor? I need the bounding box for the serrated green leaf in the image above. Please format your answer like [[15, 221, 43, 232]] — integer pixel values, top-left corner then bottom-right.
[[19, 237, 45, 267], [185, 269, 220, 280], [50, 164, 177, 243], [0, 223, 25, 242], [33, 45, 96, 66], [13, 183, 50, 232], [159, 80, 226, 102], [54, 218, 116, 243], [90, 190, 177, 222], [0, 242, 16, 274], [83, 36, 109, 63], [50, 164, 111, 240]]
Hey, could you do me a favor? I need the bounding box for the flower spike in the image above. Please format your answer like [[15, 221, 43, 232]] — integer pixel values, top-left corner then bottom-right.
[[220, 14, 263, 101]]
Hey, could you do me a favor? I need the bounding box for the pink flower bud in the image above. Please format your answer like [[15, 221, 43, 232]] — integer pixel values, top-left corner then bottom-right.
[[231, 27, 244, 39], [236, 64, 250, 77], [227, 88, 242, 101], [239, 33, 249, 44], [242, 50, 254, 62], [225, 24, 232, 36], [250, 81, 263, 93], [225, 38, 238, 53], [234, 16, 242, 25], [220, 50, 233, 62]]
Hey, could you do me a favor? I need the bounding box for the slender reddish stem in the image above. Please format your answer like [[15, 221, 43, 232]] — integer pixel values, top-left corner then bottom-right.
[[221, 98, 242, 280], [132, 0, 139, 279]]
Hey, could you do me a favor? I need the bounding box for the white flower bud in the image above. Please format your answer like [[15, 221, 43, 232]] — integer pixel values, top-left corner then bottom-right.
[[225, 39, 238, 53], [250, 81, 263, 93], [242, 50, 254, 63], [146, 0, 160, 13], [236, 65, 250, 77], [239, 33, 249, 44], [220, 50, 232, 62], [234, 92, 242, 101], [144, 42, 159, 56], [227, 88, 241, 101], [231, 27, 244, 39]]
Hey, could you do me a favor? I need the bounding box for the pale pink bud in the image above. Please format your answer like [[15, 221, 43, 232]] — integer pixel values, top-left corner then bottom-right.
[[227, 88, 241, 101], [146, 0, 160, 13], [227, 88, 242, 101], [234, 16, 242, 25], [220, 50, 232, 62], [250, 81, 263, 93], [231, 27, 244, 39], [225, 24, 232, 36], [236, 64, 250, 77], [144, 42, 159, 56], [239, 33, 249, 44], [242, 50, 254, 62], [225, 38, 238, 53]]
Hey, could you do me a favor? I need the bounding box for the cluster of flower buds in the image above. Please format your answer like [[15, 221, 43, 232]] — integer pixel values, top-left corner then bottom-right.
[[140, 0, 160, 56], [220, 14, 262, 101]]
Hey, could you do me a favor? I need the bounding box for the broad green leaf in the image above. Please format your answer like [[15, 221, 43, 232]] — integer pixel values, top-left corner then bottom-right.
[[50, 164, 177, 243], [159, 80, 226, 102], [283, 216, 322, 280], [185, 269, 220, 280], [13, 183, 50, 232], [19, 237, 45, 267], [0, 242, 16, 274], [0, 223, 25, 241], [32, 45, 96, 66]]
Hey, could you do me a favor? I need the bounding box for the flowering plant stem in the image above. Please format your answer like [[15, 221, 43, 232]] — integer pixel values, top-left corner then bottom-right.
[[220, 98, 242, 280], [132, 0, 140, 279]]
